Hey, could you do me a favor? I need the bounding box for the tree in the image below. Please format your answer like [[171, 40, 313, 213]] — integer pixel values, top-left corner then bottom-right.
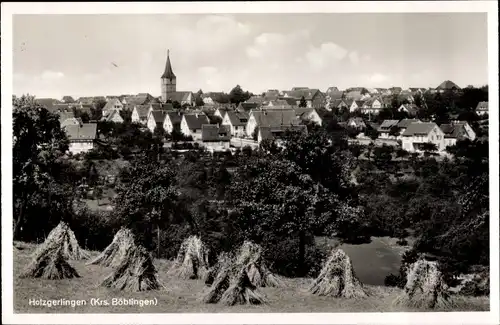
[[421, 142, 438, 156], [195, 95, 205, 107], [366, 128, 379, 141], [227, 158, 341, 275], [13, 95, 71, 240], [172, 101, 181, 109], [209, 115, 223, 125], [62, 96, 75, 103], [373, 145, 394, 168], [114, 157, 179, 250], [299, 96, 307, 108], [229, 85, 251, 105], [119, 110, 132, 124]]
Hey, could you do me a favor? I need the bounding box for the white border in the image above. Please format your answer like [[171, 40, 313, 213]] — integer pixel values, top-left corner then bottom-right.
[[2, 2, 499, 324]]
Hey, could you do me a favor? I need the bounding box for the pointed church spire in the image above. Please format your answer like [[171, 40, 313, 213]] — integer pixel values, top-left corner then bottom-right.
[[161, 49, 176, 79]]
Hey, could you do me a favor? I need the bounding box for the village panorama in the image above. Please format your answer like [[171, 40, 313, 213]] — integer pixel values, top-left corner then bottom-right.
[[12, 20, 490, 315]]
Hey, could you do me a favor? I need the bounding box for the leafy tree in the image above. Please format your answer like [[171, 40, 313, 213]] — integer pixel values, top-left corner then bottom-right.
[[366, 128, 379, 140], [209, 115, 223, 125], [227, 158, 353, 275], [114, 157, 179, 249], [13, 95, 71, 240], [229, 85, 251, 105], [195, 95, 205, 107], [421, 142, 438, 156], [172, 101, 181, 109], [373, 145, 394, 168], [252, 127, 259, 141], [119, 110, 132, 124], [299, 96, 307, 108]]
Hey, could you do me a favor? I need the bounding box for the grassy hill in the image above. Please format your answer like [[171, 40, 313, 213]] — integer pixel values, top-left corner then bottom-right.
[[13, 242, 488, 313]]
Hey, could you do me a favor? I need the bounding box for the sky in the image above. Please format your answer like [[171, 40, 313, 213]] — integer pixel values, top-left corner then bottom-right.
[[13, 13, 488, 99]]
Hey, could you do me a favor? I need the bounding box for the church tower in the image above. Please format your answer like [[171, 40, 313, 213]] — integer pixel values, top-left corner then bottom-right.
[[161, 49, 176, 102]]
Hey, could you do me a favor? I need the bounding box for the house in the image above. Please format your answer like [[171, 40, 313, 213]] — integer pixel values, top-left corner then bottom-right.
[[147, 110, 169, 133], [222, 111, 249, 138], [378, 120, 400, 139], [167, 91, 194, 106], [267, 99, 294, 109], [347, 117, 367, 130], [64, 123, 97, 154], [398, 91, 414, 104], [398, 103, 420, 117], [329, 99, 348, 111], [361, 97, 384, 115], [214, 107, 231, 119], [347, 99, 365, 112], [246, 110, 301, 138], [163, 111, 183, 134], [201, 124, 231, 152], [436, 80, 461, 92], [475, 101, 488, 116], [258, 125, 308, 144], [103, 109, 124, 123], [397, 119, 421, 136], [76, 97, 95, 105], [440, 121, 477, 148], [131, 105, 151, 124], [401, 122, 446, 152], [102, 98, 124, 116], [366, 88, 379, 95], [282, 88, 325, 108], [202, 92, 225, 105], [293, 107, 323, 126], [59, 111, 83, 129], [344, 90, 364, 100], [376, 88, 391, 96], [181, 113, 210, 140]]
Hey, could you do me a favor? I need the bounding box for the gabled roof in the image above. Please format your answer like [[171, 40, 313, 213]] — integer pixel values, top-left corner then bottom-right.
[[65, 123, 97, 141], [436, 80, 461, 90], [151, 110, 168, 124], [167, 91, 193, 103], [103, 98, 122, 111], [378, 119, 400, 131], [331, 99, 347, 107], [476, 101, 488, 111], [184, 114, 210, 130], [259, 125, 308, 141], [355, 100, 365, 107], [161, 51, 176, 79], [399, 103, 419, 115], [134, 105, 151, 120], [401, 122, 438, 136], [226, 111, 249, 127], [347, 117, 366, 127], [36, 98, 61, 112], [167, 111, 183, 124], [397, 118, 421, 129], [201, 124, 231, 142], [283, 88, 321, 100], [440, 122, 469, 139], [104, 109, 124, 122], [251, 110, 300, 128], [58, 111, 75, 123]]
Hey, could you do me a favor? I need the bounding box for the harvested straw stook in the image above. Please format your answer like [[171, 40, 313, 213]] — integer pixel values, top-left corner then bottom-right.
[[309, 248, 368, 298], [393, 259, 452, 309], [204, 252, 234, 286], [32, 221, 90, 260], [219, 268, 267, 306], [202, 255, 233, 304], [167, 235, 210, 280], [87, 228, 135, 267], [235, 241, 284, 288], [100, 245, 161, 292], [20, 243, 80, 280]]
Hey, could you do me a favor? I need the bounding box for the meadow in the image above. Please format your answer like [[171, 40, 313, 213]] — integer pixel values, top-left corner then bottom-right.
[[13, 240, 489, 313]]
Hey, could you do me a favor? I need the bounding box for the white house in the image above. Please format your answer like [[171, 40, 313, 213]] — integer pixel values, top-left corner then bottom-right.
[[103, 109, 124, 123], [440, 121, 477, 148], [222, 111, 249, 138], [65, 123, 97, 154], [475, 101, 488, 116], [102, 98, 124, 116], [246, 110, 300, 138], [131, 105, 150, 124], [378, 120, 400, 139], [401, 122, 447, 153], [347, 99, 364, 112], [147, 110, 168, 133], [361, 98, 384, 115], [180, 113, 210, 140], [163, 111, 183, 134], [201, 124, 231, 152], [294, 107, 323, 126], [398, 104, 420, 117]]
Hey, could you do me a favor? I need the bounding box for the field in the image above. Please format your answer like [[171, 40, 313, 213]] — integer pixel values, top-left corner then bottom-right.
[[13, 240, 489, 313]]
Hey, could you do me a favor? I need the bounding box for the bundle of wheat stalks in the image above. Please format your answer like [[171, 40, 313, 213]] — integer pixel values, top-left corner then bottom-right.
[[309, 248, 368, 298], [167, 235, 210, 280]]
